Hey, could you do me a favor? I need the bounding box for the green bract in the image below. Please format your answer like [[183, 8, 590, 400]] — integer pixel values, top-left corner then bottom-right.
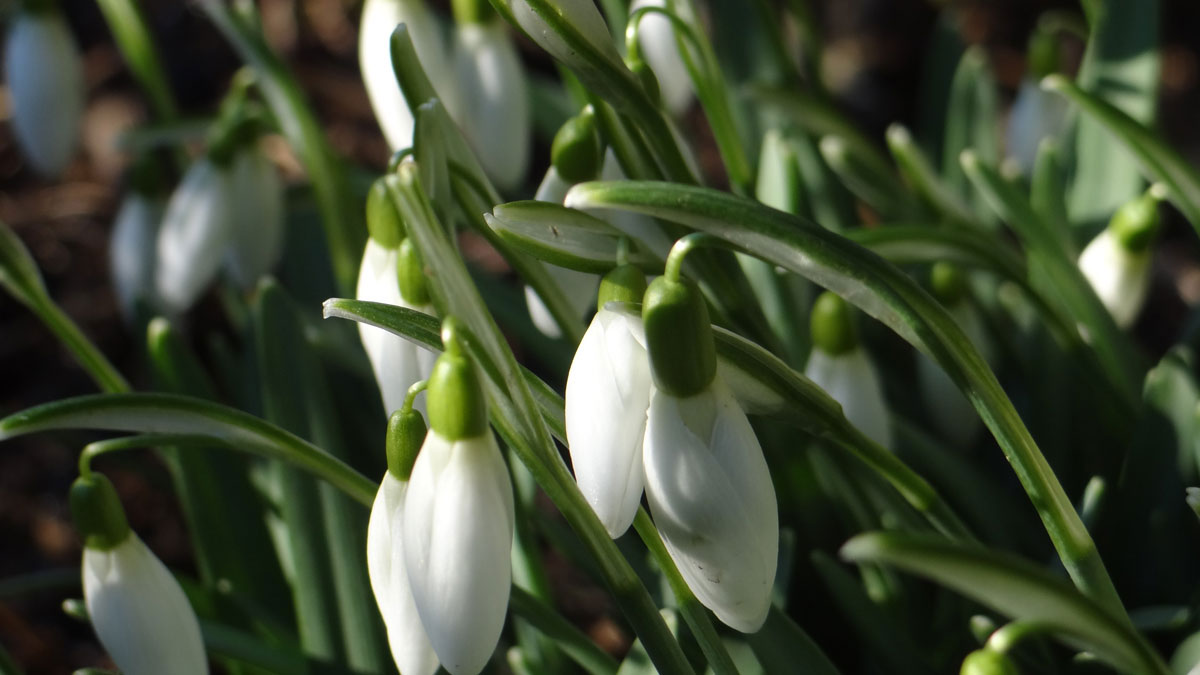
[[70, 474, 132, 551], [551, 107, 602, 184], [642, 276, 716, 398], [427, 320, 490, 441]]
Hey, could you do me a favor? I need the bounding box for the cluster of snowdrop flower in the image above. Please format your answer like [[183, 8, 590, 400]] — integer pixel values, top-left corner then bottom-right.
[[366, 318, 515, 675], [566, 239, 779, 633]]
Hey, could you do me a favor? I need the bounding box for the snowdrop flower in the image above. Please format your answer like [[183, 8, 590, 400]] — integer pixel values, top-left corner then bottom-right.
[[368, 406, 440, 675], [630, 0, 695, 116], [4, 6, 83, 176], [566, 265, 651, 537], [917, 264, 992, 448], [223, 146, 285, 290], [523, 162, 599, 338], [640, 264, 778, 633], [359, 0, 454, 150], [453, 18, 530, 191], [804, 291, 892, 449], [155, 158, 234, 315], [70, 473, 207, 675], [404, 318, 514, 674], [109, 191, 163, 322], [357, 179, 438, 413], [1079, 189, 1162, 328]]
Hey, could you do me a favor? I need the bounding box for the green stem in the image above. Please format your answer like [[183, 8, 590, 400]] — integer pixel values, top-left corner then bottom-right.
[[94, 0, 178, 121], [198, 3, 363, 296], [33, 298, 129, 393], [633, 509, 741, 675], [509, 587, 619, 675]]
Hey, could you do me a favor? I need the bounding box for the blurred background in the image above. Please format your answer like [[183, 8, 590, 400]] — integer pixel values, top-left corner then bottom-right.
[[1, 0, 1199, 671]]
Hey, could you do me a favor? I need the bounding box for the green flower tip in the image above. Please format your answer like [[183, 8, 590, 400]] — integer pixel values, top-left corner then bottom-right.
[[960, 649, 1018, 675], [367, 177, 405, 248], [428, 317, 489, 440], [810, 291, 858, 356], [1108, 189, 1162, 253], [642, 275, 716, 397], [551, 107, 602, 184], [1027, 23, 1059, 79], [452, 0, 494, 24], [630, 59, 662, 108], [598, 263, 647, 307], [930, 262, 969, 306], [69, 474, 131, 551], [387, 408, 428, 481], [396, 238, 431, 306]]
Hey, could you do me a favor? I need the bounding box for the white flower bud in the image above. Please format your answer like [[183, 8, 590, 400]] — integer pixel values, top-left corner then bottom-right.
[[224, 147, 285, 290], [453, 22, 530, 192], [356, 238, 439, 414], [1006, 77, 1067, 175], [1078, 227, 1151, 329], [566, 307, 652, 537], [359, 0, 455, 150], [642, 377, 778, 633], [404, 429, 515, 675], [155, 159, 234, 315], [4, 10, 83, 176], [83, 534, 207, 675], [630, 0, 694, 115], [804, 346, 893, 449], [109, 193, 162, 321], [367, 473, 440, 675]]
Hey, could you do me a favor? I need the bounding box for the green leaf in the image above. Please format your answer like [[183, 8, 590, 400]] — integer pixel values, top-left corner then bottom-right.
[[509, 587, 619, 675], [486, 200, 661, 273], [841, 532, 1168, 675], [942, 47, 999, 222], [745, 607, 840, 675], [885, 124, 978, 226], [566, 179, 1126, 617], [0, 219, 47, 307], [1044, 75, 1200, 232], [0, 393, 376, 506], [819, 135, 923, 220], [94, 0, 178, 121], [960, 150, 1142, 413], [1066, 0, 1159, 229]]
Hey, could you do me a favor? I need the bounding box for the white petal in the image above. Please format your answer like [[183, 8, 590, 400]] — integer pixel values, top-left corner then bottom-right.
[[454, 23, 530, 192], [1006, 78, 1068, 175], [523, 262, 595, 339], [155, 159, 234, 315], [360, 0, 454, 150], [534, 167, 571, 203], [356, 240, 439, 413], [83, 535, 207, 675], [566, 309, 652, 537], [404, 432, 515, 675], [1079, 228, 1151, 329], [804, 347, 893, 449], [109, 194, 162, 321], [367, 474, 440, 675], [224, 148, 285, 290], [4, 12, 83, 176], [642, 378, 778, 632], [630, 0, 694, 115]]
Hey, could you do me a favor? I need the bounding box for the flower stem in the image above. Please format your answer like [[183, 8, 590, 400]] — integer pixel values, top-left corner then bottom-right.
[[33, 298, 129, 394]]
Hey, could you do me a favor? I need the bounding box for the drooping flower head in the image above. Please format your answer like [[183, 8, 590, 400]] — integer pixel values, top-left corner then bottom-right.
[[70, 473, 207, 675], [1078, 187, 1163, 329]]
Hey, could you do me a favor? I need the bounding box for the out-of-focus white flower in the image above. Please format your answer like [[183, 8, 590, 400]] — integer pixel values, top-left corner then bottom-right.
[[453, 22, 530, 192], [805, 347, 892, 449], [356, 238, 438, 413], [1079, 227, 1152, 329], [4, 9, 83, 176], [359, 0, 454, 150], [404, 429, 515, 674], [642, 377, 778, 633], [630, 0, 694, 115], [109, 193, 162, 321], [367, 472, 439, 675], [566, 305, 652, 537], [155, 159, 234, 314], [1006, 77, 1067, 175], [224, 147, 285, 290]]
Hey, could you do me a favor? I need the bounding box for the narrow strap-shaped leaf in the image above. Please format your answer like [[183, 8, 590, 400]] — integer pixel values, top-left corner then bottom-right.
[[819, 135, 924, 221], [566, 179, 1128, 620], [841, 532, 1169, 675], [509, 587, 620, 675], [94, 0, 178, 121], [1044, 75, 1200, 232], [885, 124, 979, 227], [941, 47, 998, 221], [0, 393, 376, 506], [745, 607, 840, 675]]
